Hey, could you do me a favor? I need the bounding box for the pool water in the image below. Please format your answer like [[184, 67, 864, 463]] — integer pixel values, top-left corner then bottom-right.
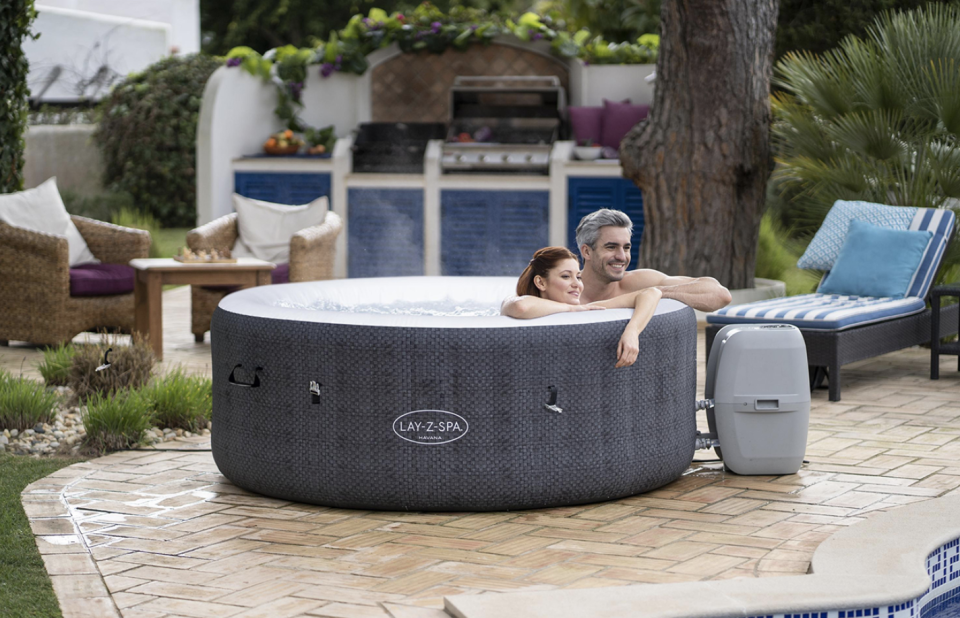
[[933, 600, 960, 618], [276, 297, 502, 317]]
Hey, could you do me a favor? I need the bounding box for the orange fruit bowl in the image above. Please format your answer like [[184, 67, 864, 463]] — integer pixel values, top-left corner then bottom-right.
[[263, 144, 301, 156]]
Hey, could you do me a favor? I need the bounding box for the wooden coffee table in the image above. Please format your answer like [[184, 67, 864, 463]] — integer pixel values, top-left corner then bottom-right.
[[130, 258, 275, 360]]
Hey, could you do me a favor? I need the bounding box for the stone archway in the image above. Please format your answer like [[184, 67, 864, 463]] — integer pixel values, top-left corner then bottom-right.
[[370, 42, 569, 123]]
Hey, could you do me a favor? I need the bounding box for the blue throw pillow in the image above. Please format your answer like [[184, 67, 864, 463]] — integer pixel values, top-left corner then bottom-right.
[[818, 219, 932, 298], [796, 200, 918, 271]]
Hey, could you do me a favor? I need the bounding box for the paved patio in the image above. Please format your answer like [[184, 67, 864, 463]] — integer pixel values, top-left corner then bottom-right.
[[7, 287, 960, 618]]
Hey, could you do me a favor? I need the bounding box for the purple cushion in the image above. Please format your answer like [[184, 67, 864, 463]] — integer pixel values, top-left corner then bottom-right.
[[201, 263, 288, 292], [568, 106, 604, 146], [271, 263, 289, 284], [69, 263, 135, 297], [600, 100, 650, 149]]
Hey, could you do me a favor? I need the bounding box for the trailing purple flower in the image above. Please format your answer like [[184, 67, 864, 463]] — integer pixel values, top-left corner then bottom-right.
[[226, 57, 242, 67], [288, 81, 304, 101], [320, 63, 335, 78], [431, 21, 442, 33]]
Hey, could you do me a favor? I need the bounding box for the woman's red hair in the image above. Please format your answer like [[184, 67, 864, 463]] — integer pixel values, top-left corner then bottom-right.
[[516, 247, 579, 297]]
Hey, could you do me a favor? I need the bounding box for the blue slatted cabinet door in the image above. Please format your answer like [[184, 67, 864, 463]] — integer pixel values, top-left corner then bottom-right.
[[619, 178, 645, 269], [441, 190, 549, 276], [234, 172, 332, 205], [348, 188, 424, 278], [567, 177, 644, 268]]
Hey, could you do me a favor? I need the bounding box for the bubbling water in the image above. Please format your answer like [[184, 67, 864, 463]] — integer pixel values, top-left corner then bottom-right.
[[275, 297, 502, 317]]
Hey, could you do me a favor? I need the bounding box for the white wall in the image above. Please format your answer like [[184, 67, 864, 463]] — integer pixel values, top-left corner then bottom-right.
[[26, 1, 200, 103], [37, 0, 199, 53], [196, 66, 363, 227], [569, 62, 655, 107]]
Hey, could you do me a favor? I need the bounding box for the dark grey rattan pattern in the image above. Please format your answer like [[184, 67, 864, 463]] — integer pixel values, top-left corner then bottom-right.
[[211, 306, 698, 511], [706, 303, 960, 402]]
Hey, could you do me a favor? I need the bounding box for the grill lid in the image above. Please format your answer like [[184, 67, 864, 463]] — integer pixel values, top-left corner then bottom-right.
[[448, 76, 565, 145]]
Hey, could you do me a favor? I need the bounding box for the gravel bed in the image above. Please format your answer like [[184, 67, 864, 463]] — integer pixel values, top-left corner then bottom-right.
[[0, 386, 210, 457]]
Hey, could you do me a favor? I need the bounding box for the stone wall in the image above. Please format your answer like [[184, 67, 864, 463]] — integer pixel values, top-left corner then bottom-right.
[[370, 42, 569, 123]]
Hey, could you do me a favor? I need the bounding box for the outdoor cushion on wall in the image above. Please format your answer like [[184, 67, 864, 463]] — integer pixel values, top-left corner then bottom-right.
[[600, 99, 650, 149], [0, 177, 99, 266], [817, 220, 932, 299], [568, 106, 604, 145], [231, 193, 328, 264]]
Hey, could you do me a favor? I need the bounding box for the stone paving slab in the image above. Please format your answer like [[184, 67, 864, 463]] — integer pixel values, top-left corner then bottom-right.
[[8, 286, 960, 617]]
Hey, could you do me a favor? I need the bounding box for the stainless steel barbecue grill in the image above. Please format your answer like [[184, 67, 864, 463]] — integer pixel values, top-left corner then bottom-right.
[[440, 76, 565, 175]]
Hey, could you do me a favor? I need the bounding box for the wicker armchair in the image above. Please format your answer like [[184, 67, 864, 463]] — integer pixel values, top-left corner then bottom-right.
[[0, 216, 151, 346], [187, 210, 342, 342]]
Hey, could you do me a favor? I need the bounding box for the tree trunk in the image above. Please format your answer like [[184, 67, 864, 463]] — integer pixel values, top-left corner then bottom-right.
[[620, 0, 778, 290]]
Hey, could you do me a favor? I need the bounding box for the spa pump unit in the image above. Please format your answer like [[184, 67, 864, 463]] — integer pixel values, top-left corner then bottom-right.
[[695, 324, 811, 476]]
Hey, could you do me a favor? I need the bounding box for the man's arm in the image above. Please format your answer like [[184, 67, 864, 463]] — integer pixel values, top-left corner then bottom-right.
[[621, 270, 733, 312]]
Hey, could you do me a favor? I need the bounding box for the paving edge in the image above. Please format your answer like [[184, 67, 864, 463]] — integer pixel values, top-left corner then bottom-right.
[[444, 494, 960, 618], [21, 446, 211, 618]]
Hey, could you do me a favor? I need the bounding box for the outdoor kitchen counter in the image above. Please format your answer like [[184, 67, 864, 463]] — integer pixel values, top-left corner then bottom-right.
[[228, 140, 644, 279]]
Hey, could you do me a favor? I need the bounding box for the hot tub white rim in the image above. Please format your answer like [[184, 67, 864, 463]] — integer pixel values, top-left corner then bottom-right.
[[217, 276, 691, 329]]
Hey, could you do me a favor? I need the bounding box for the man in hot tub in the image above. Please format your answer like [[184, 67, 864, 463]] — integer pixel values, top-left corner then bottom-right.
[[575, 208, 732, 311]]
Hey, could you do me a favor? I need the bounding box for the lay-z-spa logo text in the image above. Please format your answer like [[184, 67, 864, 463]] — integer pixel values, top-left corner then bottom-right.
[[393, 410, 469, 445]]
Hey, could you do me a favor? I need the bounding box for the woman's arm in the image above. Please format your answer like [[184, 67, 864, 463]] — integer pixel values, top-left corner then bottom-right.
[[501, 295, 604, 319], [587, 288, 662, 367]]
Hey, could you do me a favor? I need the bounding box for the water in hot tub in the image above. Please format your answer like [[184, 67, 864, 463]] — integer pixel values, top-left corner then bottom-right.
[[276, 297, 502, 317]]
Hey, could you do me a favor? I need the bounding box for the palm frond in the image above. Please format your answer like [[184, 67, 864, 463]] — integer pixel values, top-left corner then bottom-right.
[[773, 4, 960, 239], [928, 141, 960, 199], [823, 109, 906, 162], [775, 50, 855, 118], [921, 58, 960, 138], [770, 93, 843, 161]]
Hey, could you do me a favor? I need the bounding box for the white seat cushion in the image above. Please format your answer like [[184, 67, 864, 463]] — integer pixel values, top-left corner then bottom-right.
[[231, 194, 328, 264], [0, 177, 99, 266]]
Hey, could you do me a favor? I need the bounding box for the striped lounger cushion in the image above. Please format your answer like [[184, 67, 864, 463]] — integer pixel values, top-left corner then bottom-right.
[[708, 203, 955, 331], [708, 294, 927, 331]]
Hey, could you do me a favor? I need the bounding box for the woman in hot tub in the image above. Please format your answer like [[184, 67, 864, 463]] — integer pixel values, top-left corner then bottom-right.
[[501, 247, 661, 368]]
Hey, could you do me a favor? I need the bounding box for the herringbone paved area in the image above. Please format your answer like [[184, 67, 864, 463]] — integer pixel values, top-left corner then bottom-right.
[[10, 288, 960, 618]]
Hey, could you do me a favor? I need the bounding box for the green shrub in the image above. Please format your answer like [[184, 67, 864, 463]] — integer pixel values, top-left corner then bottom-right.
[[94, 54, 222, 227], [60, 189, 135, 223], [82, 390, 154, 453], [0, 371, 59, 432], [0, 1, 37, 193], [143, 369, 212, 432], [755, 213, 820, 297], [775, 0, 960, 61], [111, 207, 163, 258], [37, 343, 77, 387], [69, 336, 155, 404], [772, 5, 960, 284]]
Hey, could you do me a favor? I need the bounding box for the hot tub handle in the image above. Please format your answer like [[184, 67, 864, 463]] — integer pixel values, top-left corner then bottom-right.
[[228, 364, 262, 388], [543, 385, 563, 414]]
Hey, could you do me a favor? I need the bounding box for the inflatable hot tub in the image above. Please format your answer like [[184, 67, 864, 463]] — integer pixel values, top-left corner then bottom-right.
[[211, 277, 697, 511]]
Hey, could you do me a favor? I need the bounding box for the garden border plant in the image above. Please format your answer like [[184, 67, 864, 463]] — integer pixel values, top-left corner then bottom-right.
[[0, 369, 58, 433], [0, 0, 38, 193], [224, 2, 659, 141]]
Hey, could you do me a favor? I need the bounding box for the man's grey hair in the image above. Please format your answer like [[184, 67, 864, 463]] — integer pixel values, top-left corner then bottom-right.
[[575, 209, 633, 253]]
